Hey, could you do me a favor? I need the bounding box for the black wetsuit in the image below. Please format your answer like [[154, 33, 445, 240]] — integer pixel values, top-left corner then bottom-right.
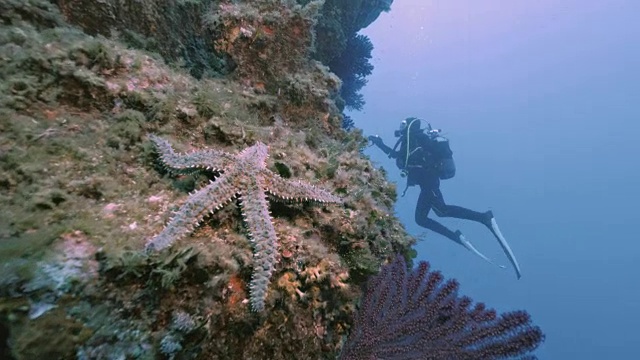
[[371, 132, 490, 243], [414, 175, 488, 242]]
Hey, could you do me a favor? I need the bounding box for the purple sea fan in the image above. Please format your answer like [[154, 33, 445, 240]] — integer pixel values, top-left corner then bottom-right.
[[338, 255, 544, 360]]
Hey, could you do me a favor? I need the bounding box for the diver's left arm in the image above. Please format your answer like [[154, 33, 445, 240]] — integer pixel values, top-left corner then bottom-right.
[[368, 135, 397, 158]]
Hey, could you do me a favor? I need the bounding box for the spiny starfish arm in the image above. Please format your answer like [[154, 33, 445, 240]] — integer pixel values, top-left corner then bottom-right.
[[262, 171, 343, 204], [238, 141, 269, 167], [145, 176, 238, 252], [239, 185, 279, 312], [149, 134, 237, 172]]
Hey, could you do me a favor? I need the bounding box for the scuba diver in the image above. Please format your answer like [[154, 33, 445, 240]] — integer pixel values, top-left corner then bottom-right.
[[368, 117, 522, 279]]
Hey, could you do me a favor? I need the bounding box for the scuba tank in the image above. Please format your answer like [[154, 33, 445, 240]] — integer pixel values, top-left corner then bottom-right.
[[430, 134, 456, 180]]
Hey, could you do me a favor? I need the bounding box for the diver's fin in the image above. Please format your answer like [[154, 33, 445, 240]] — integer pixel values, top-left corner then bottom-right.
[[487, 216, 522, 279], [455, 231, 506, 269]]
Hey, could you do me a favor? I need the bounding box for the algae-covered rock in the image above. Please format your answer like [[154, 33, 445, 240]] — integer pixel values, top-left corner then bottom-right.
[[0, 1, 414, 359]]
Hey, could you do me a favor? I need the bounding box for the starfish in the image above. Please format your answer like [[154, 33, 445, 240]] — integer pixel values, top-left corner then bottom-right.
[[145, 135, 342, 311]]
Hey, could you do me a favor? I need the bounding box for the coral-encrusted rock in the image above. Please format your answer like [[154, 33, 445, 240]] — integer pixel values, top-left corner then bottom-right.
[[56, 0, 232, 78], [24, 231, 99, 311], [207, 1, 319, 85]]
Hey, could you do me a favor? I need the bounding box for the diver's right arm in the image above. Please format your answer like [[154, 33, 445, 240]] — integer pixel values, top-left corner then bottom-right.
[[368, 135, 397, 158]]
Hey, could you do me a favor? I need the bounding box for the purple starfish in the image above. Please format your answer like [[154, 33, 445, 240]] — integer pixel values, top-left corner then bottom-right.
[[145, 135, 342, 311]]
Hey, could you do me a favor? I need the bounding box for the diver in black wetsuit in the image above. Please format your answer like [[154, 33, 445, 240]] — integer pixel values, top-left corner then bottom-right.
[[368, 118, 522, 278]]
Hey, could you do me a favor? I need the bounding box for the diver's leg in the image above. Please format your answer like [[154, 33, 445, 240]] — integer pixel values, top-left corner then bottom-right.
[[415, 187, 502, 267], [414, 187, 461, 244], [417, 216, 461, 244], [432, 189, 522, 277], [430, 188, 493, 226]]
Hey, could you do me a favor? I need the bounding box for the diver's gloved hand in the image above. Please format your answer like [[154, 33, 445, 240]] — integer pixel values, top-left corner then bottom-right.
[[368, 135, 383, 147]]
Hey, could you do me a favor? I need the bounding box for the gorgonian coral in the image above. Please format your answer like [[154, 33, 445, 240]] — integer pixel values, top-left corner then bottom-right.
[[339, 255, 544, 360]]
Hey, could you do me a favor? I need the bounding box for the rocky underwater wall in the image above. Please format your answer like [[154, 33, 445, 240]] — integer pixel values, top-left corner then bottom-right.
[[0, 1, 413, 359]]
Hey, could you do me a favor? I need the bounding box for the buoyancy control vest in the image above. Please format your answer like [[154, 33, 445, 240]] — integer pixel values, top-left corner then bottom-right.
[[392, 119, 456, 195]]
